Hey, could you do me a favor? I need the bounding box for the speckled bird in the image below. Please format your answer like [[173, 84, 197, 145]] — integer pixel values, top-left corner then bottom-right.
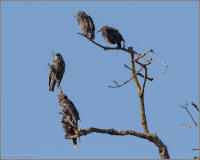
[[97, 26, 125, 48], [58, 91, 80, 148], [49, 53, 65, 92], [75, 11, 95, 40]]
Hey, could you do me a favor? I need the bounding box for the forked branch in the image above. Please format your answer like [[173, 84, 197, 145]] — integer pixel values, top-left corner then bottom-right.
[[78, 34, 169, 159]]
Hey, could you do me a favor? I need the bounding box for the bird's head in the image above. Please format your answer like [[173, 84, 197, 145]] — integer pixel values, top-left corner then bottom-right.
[[97, 26, 108, 33], [74, 11, 86, 17], [54, 53, 62, 60], [57, 91, 68, 102]]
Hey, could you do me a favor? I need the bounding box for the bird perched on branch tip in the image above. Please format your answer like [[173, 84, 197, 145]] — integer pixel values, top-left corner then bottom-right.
[[75, 11, 95, 40], [57, 91, 80, 148], [49, 53, 65, 92], [97, 26, 125, 48]]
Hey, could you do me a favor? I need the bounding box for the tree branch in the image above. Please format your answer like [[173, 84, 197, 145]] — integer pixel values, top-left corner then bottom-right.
[[78, 33, 152, 62], [108, 64, 153, 88], [129, 47, 149, 135], [140, 66, 147, 96], [180, 103, 198, 127], [124, 64, 153, 81], [65, 127, 169, 159], [191, 102, 199, 112], [108, 78, 133, 88]]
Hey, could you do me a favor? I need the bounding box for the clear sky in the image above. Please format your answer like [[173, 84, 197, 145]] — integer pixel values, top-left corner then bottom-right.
[[1, 1, 199, 159]]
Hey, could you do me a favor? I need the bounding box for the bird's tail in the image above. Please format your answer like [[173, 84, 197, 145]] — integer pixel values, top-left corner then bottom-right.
[[72, 138, 77, 148], [49, 86, 54, 92], [90, 31, 95, 40]]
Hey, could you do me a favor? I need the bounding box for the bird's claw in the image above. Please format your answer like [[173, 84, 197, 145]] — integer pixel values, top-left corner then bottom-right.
[[104, 46, 109, 50]]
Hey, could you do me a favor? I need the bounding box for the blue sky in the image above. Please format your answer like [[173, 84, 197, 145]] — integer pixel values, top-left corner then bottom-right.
[[1, 1, 199, 159]]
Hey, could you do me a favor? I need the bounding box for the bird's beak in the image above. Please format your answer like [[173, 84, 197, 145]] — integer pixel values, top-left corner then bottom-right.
[[74, 15, 77, 17], [96, 30, 101, 33]]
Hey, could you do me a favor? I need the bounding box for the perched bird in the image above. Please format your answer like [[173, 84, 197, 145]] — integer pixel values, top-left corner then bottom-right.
[[75, 11, 95, 40], [49, 53, 65, 92], [58, 91, 80, 148], [97, 26, 125, 48]]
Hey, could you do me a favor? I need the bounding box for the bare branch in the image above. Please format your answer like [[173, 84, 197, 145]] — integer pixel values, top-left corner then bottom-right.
[[108, 78, 133, 88], [192, 149, 200, 151], [108, 64, 154, 88], [140, 66, 147, 96], [129, 47, 149, 135], [180, 104, 198, 127], [51, 49, 55, 60], [78, 33, 152, 62], [65, 127, 169, 159], [124, 64, 153, 81], [151, 50, 168, 73], [181, 123, 198, 128], [191, 102, 199, 112], [134, 49, 153, 62], [129, 47, 141, 94]]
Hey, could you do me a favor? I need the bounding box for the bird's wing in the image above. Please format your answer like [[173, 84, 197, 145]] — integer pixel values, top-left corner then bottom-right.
[[49, 66, 54, 87], [62, 100, 79, 126], [69, 100, 80, 121], [88, 16, 95, 31], [81, 14, 89, 28], [68, 100, 80, 122]]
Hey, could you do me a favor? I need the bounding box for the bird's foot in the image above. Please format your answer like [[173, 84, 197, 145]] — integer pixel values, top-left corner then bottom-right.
[[74, 129, 79, 135], [104, 46, 109, 50]]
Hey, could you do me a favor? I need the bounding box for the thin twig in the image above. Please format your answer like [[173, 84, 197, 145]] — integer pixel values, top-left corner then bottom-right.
[[180, 104, 198, 127], [140, 66, 147, 96], [181, 123, 198, 128], [108, 65, 153, 88], [192, 149, 200, 151], [108, 77, 133, 88], [52, 49, 55, 60], [124, 64, 153, 81], [191, 102, 199, 112], [151, 50, 168, 73], [134, 49, 153, 62]]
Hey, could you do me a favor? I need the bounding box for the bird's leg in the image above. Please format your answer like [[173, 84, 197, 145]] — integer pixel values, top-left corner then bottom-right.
[[73, 128, 79, 135], [57, 80, 60, 89]]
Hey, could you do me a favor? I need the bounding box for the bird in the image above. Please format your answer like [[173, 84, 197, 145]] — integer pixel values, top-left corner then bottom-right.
[[97, 26, 125, 48], [75, 11, 95, 40], [49, 53, 65, 92], [57, 91, 80, 148]]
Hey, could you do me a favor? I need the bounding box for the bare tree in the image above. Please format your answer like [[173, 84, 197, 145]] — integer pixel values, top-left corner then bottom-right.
[[65, 33, 170, 159]]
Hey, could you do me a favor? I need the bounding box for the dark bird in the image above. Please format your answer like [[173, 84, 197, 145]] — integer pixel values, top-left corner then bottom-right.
[[97, 26, 125, 48], [58, 91, 80, 148], [75, 11, 95, 40], [49, 53, 65, 92]]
